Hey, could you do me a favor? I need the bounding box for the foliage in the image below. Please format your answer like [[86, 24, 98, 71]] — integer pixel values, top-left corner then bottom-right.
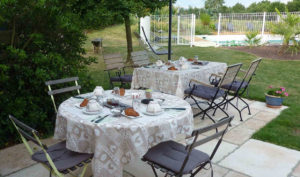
[[102, 0, 170, 61], [232, 3, 246, 13], [245, 31, 261, 47], [0, 0, 96, 148], [200, 13, 211, 26], [270, 8, 300, 53], [266, 86, 289, 97], [195, 25, 212, 35], [287, 0, 300, 12], [205, 0, 225, 14]]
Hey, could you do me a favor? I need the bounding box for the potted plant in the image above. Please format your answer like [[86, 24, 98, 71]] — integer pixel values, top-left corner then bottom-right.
[[265, 86, 288, 108]]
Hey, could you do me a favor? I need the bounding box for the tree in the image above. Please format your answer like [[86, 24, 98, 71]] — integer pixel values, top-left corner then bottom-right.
[[247, 1, 271, 12], [205, 0, 225, 13], [232, 3, 246, 13], [103, 0, 170, 62], [0, 0, 96, 148], [268, 2, 286, 12], [287, 0, 300, 12]]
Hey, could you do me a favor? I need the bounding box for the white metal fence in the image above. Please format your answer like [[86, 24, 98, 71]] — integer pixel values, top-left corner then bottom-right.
[[212, 12, 300, 35], [150, 14, 196, 46]]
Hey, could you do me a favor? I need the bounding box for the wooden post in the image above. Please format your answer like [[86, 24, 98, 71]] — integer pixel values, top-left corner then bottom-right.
[[217, 13, 222, 46]]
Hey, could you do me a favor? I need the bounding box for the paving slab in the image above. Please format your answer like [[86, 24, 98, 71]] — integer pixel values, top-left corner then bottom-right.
[[195, 139, 238, 163], [223, 126, 255, 145], [292, 162, 300, 177], [253, 111, 279, 122], [219, 139, 300, 177], [239, 118, 267, 131], [224, 171, 251, 177], [250, 101, 288, 114]]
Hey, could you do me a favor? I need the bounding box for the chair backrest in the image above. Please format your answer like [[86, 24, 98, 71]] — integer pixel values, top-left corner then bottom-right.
[[219, 63, 243, 88], [45, 77, 81, 113], [8, 115, 47, 154], [131, 50, 150, 67], [141, 27, 165, 56], [243, 58, 262, 83], [179, 116, 233, 175], [9, 115, 64, 176], [103, 53, 125, 70]]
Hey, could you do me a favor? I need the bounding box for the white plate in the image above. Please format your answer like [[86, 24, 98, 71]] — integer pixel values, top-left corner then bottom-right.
[[142, 110, 164, 116], [82, 109, 102, 115], [75, 103, 85, 109]]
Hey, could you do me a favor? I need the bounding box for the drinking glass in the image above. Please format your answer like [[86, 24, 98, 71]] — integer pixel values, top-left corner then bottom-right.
[[194, 55, 199, 61], [113, 87, 120, 95]]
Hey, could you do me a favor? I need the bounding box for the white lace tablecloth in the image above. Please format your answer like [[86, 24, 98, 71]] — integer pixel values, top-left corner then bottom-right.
[[131, 61, 227, 98], [54, 90, 193, 177]]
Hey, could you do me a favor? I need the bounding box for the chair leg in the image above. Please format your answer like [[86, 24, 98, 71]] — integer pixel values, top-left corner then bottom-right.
[[79, 163, 89, 177], [239, 96, 251, 115], [151, 165, 159, 177], [228, 101, 243, 121]]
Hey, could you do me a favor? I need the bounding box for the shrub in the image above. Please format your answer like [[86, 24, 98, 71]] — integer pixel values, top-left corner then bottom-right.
[[245, 31, 261, 47], [200, 13, 211, 26], [0, 0, 96, 148]]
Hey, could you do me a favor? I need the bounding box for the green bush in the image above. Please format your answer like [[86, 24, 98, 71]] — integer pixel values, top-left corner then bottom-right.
[[0, 0, 96, 148], [200, 13, 211, 26], [195, 25, 212, 35], [245, 31, 261, 47]]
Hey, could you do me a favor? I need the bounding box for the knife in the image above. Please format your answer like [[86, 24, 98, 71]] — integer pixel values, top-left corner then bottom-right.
[[95, 115, 109, 123], [163, 108, 186, 110]]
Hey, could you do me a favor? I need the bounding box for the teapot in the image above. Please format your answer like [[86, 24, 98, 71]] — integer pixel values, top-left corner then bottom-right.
[[94, 86, 104, 97], [156, 60, 164, 67], [147, 101, 162, 113], [86, 100, 102, 112]]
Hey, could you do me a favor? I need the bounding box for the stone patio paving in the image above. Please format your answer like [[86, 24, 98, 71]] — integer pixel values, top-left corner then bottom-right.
[[1, 98, 299, 177]]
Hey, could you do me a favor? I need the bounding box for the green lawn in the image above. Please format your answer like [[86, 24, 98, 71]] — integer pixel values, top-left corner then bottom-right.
[[85, 24, 300, 151]]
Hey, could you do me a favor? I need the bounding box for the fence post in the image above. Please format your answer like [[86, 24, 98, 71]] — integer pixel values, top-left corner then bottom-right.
[[261, 12, 266, 37], [193, 14, 196, 46], [177, 15, 180, 45], [190, 14, 194, 47], [217, 13, 221, 46]]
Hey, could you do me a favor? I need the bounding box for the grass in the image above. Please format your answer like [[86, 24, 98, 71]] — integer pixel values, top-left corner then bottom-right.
[[84, 24, 300, 151]]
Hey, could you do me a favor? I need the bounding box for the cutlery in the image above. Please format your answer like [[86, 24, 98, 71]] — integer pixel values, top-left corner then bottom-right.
[[95, 115, 109, 123], [163, 108, 186, 110], [91, 115, 102, 122]]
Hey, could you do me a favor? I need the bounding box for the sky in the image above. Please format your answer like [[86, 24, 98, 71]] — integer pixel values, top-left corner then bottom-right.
[[175, 0, 291, 8]]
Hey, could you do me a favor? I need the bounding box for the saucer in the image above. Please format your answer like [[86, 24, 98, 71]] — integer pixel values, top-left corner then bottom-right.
[[142, 110, 164, 116], [83, 109, 102, 115]]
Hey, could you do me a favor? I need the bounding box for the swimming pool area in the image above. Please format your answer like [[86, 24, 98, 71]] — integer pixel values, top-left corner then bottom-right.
[[196, 34, 288, 47]]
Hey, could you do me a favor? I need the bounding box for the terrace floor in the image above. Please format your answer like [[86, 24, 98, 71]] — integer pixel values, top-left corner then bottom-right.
[[1, 98, 299, 177]]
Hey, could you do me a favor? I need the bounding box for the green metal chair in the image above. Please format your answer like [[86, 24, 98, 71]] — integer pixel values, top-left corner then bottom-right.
[[9, 115, 93, 177], [45, 77, 81, 113]]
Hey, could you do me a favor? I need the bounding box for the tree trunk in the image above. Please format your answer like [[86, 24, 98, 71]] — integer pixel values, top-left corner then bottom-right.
[[124, 15, 133, 63]]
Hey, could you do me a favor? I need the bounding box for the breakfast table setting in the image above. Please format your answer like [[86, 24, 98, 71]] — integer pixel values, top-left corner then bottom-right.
[[131, 56, 227, 98], [54, 86, 194, 177]]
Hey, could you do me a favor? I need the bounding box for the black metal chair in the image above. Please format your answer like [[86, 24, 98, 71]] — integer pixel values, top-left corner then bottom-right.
[[45, 77, 81, 114], [103, 53, 132, 88], [9, 115, 93, 177], [142, 116, 233, 177], [141, 27, 171, 56], [184, 63, 242, 123], [212, 58, 262, 121]]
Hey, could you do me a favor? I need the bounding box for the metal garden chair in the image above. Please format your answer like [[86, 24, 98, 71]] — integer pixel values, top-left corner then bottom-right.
[[184, 63, 242, 123], [8, 115, 93, 177], [45, 77, 81, 114], [141, 27, 170, 56], [142, 116, 233, 177], [131, 50, 151, 67], [103, 53, 132, 88], [211, 58, 262, 121]]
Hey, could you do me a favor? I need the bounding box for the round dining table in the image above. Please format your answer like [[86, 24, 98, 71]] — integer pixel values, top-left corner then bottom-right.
[[54, 90, 194, 177]]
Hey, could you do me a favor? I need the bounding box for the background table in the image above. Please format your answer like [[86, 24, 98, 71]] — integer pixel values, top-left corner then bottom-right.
[[54, 90, 193, 177], [131, 61, 227, 98]]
